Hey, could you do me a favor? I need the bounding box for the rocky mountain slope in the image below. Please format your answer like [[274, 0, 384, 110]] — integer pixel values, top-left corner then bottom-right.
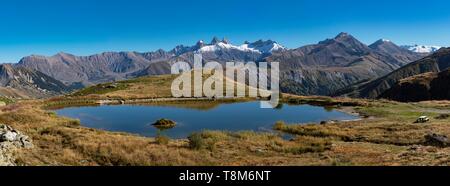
[[335, 47, 450, 98], [369, 39, 428, 64], [266, 33, 424, 95], [0, 64, 69, 98], [16, 51, 168, 87]]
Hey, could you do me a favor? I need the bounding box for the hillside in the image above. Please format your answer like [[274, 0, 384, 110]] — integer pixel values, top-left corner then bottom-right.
[[380, 69, 450, 102], [70, 74, 178, 99], [0, 64, 70, 98], [16, 52, 164, 87], [69, 72, 267, 100], [335, 47, 450, 98]]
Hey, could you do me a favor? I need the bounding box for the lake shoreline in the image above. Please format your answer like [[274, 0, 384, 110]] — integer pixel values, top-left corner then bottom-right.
[[3, 97, 449, 166], [53, 100, 359, 139]]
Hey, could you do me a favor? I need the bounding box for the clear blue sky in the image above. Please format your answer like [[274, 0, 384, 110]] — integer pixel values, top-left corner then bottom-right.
[[1, 0, 450, 62]]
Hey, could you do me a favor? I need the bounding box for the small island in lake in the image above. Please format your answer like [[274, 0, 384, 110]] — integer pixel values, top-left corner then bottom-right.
[[152, 119, 177, 130]]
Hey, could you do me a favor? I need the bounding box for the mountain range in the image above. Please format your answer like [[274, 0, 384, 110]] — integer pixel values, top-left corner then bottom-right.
[[1, 33, 446, 100], [266, 33, 425, 95], [15, 37, 285, 87]]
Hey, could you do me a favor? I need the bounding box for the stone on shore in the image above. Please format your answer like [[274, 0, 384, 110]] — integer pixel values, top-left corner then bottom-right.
[[1, 124, 33, 166]]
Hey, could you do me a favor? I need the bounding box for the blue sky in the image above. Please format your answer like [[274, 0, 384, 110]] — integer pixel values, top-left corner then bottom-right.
[[1, 0, 450, 62]]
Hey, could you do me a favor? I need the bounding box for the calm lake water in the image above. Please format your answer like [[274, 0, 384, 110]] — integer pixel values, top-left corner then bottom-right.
[[55, 102, 358, 138]]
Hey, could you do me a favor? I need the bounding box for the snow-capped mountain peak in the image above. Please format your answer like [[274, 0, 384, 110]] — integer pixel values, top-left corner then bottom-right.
[[401, 45, 442, 53], [247, 40, 285, 53], [198, 38, 286, 54]]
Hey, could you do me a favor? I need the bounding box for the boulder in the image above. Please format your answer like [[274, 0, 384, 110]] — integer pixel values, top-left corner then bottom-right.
[[0, 124, 33, 148], [1, 131, 17, 142], [424, 133, 450, 148], [1, 124, 33, 166]]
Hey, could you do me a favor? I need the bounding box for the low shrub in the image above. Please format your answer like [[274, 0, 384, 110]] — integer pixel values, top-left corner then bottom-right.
[[67, 119, 81, 126], [155, 135, 170, 145], [188, 131, 224, 151], [273, 121, 286, 130], [188, 133, 204, 150], [435, 114, 449, 120]]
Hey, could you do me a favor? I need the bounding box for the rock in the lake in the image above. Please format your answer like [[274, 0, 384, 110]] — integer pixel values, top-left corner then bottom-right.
[[424, 133, 450, 148], [152, 119, 176, 130]]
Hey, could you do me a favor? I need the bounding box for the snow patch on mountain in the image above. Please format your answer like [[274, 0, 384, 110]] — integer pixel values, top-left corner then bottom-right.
[[402, 45, 442, 53], [199, 42, 261, 53], [198, 39, 285, 54]]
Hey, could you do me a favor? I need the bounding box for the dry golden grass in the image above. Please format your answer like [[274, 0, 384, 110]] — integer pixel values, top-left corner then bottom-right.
[[0, 100, 351, 166], [69, 72, 268, 100], [1, 96, 448, 166], [103, 75, 177, 99], [2, 73, 450, 166]]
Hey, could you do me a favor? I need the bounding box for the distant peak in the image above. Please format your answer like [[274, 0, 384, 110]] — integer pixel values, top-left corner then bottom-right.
[[221, 37, 230, 44], [55, 52, 73, 57], [401, 45, 443, 53], [210, 37, 221, 45], [155, 49, 166, 53], [335, 32, 350, 39], [374, 39, 391, 44], [371, 39, 394, 47], [195, 40, 205, 48]]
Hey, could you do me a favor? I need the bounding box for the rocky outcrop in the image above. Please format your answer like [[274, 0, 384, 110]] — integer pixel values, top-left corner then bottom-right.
[[0, 124, 33, 166]]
